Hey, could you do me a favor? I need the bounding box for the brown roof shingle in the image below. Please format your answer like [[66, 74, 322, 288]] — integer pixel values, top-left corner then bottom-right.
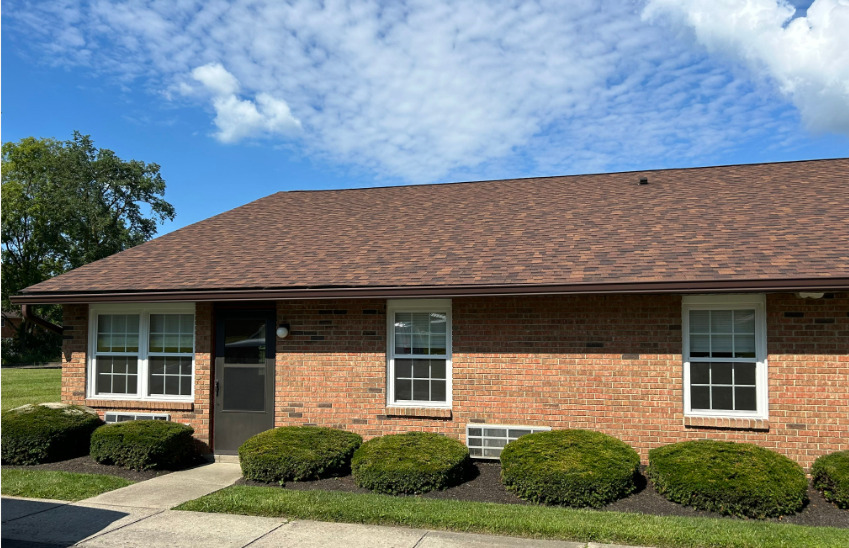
[[15, 159, 849, 302]]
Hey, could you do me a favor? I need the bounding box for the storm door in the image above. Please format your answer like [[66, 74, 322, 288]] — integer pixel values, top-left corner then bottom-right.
[[213, 308, 275, 454]]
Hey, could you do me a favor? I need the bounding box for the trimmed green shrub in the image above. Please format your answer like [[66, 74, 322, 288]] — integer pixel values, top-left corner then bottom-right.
[[240, 426, 363, 483], [1, 404, 103, 465], [648, 440, 807, 518], [352, 432, 469, 494], [812, 450, 849, 509], [500, 429, 640, 507], [90, 420, 196, 471]]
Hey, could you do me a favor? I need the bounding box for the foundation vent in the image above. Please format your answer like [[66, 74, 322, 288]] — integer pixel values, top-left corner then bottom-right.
[[104, 412, 170, 424], [466, 424, 551, 459]]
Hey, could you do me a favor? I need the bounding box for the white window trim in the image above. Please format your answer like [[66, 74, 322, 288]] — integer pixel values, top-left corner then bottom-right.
[[682, 294, 768, 420], [87, 303, 196, 402], [386, 299, 452, 409]]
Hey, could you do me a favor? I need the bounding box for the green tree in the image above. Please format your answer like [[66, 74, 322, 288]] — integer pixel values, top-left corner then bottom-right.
[[1, 132, 175, 361]]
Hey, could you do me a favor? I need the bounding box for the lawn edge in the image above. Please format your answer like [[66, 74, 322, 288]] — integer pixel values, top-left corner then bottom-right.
[[174, 485, 849, 548]]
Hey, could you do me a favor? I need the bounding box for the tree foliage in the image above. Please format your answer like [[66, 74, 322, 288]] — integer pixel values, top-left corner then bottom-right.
[[1, 132, 175, 361], [2, 132, 175, 310]]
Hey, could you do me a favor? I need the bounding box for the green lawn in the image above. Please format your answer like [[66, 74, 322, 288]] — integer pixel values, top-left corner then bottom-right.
[[1, 469, 133, 501], [176, 486, 849, 548], [1, 368, 62, 411]]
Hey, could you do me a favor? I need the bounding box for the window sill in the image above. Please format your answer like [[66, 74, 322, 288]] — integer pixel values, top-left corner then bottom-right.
[[684, 416, 769, 431], [86, 399, 194, 412], [385, 406, 452, 419]]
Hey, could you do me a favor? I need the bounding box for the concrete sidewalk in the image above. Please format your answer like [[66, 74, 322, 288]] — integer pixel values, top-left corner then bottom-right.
[[1, 462, 652, 548]]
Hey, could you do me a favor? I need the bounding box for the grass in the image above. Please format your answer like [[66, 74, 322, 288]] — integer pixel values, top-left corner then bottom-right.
[[176, 486, 849, 548], [1, 469, 133, 501], [1, 368, 61, 411]]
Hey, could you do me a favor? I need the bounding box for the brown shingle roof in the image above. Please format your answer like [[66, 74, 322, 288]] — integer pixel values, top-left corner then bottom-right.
[[14, 159, 849, 302]]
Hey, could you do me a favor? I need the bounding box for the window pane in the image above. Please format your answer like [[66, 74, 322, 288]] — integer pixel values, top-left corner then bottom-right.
[[710, 310, 733, 333], [430, 360, 446, 380], [690, 335, 710, 357], [711, 335, 733, 357], [485, 428, 507, 438], [691, 386, 710, 409], [734, 310, 755, 334], [735, 363, 756, 386], [691, 363, 710, 384], [180, 376, 192, 396], [222, 366, 265, 411], [97, 334, 111, 352], [150, 375, 164, 394], [395, 378, 412, 400], [165, 376, 179, 395], [689, 310, 710, 333], [510, 429, 532, 438], [395, 359, 413, 378], [735, 332, 756, 358], [468, 428, 482, 437], [735, 387, 757, 411], [431, 380, 446, 401], [712, 386, 733, 410], [125, 334, 139, 353], [394, 311, 447, 356], [712, 362, 733, 385], [484, 438, 507, 447], [179, 335, 194, 353], [412, 360, 430, 378], [413, 380, 430, 400], [223, 318, 267, 364], [113, 375, 127, 394], [97, 371, 111, 393]]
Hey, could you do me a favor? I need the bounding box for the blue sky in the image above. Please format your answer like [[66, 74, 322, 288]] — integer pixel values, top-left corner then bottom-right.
[[3, 0, 847, 236]]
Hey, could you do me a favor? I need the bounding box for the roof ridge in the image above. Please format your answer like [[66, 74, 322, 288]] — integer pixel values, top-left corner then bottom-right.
[[280, 157, 849, 194]]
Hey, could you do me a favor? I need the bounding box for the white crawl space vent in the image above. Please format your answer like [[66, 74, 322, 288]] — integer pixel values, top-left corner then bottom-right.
[[466, 424, 551, 459], [104, 412, 170, 424]]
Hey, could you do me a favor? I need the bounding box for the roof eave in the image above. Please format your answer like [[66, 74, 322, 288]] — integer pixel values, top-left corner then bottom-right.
[[10, 277, 849, 305]]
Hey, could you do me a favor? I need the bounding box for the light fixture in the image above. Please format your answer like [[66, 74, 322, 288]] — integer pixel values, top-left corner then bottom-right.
[[276, 324, 290, 338], [795, 292, 825, 299]]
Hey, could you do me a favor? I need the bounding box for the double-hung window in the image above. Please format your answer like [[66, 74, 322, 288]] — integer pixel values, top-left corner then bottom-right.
[[89, 304, 195, 401], [682, 295, 767, 419], [387, 299, 451, 407]]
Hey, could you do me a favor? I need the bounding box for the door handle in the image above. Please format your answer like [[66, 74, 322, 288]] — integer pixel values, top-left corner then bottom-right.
[[215, 380, 220, 397]]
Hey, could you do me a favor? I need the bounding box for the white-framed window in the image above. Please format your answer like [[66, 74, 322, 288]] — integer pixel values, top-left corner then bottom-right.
[[387, 299, 451, 408], [88, 303, 195, 402], [682, 295, 767, 419]]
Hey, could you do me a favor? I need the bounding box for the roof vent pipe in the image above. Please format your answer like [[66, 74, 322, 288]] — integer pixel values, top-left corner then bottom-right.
[[638, 177, 649, 185]]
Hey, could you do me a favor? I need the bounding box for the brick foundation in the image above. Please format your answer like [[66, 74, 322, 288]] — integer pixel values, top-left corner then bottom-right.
[[62, 292, 848, 468]]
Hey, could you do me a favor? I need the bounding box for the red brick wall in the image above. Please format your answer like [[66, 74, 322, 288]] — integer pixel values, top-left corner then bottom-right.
[[273, 293, 848, 469], [64, 292, 848, 467], [60, 303, 214, 452]]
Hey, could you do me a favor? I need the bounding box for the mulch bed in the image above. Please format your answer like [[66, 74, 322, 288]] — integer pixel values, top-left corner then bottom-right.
[[237, 462, 849, 529], [7, 457, 846, 528], [3, 455, 180, 482]]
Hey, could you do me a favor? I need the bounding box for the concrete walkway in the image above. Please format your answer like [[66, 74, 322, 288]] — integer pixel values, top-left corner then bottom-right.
[[1, 463, 652, 548]]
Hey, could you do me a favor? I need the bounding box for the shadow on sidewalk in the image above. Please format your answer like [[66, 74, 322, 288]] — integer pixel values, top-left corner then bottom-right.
[[2, 498, 129, 547]]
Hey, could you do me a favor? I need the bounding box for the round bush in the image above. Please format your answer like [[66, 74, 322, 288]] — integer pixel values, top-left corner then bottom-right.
[[90, 420, 196, 471], [648, 440, 807, 518], [239, 426, 362, 483], [1, 403, 103, 465], [812, 450, 849, 509], [500, 429, 640, 508], [352, 432, 470, 494]]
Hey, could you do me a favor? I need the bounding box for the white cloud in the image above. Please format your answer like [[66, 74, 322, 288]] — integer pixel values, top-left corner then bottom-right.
[[6, 0, 839, 182], [190, 62, 301, 143], [644, 0, 849, 135]]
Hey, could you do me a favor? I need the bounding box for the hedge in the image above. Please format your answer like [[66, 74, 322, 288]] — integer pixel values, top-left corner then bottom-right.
[[648, 440, 808, 518], [90, 420, 196, 470], [811, 450, 849, 509], [239, 426, 363, 483], [352, 432, 469, 494], [500, 429, 640, 507], [1, 404, 103, 465]]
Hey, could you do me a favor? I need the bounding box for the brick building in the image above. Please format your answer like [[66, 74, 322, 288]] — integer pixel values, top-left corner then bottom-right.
[[12, 159, 849, 468]]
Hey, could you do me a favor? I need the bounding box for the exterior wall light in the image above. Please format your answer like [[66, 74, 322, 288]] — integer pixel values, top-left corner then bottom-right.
[[795, 292, 825, 299], [276, 324, 290, 338]]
